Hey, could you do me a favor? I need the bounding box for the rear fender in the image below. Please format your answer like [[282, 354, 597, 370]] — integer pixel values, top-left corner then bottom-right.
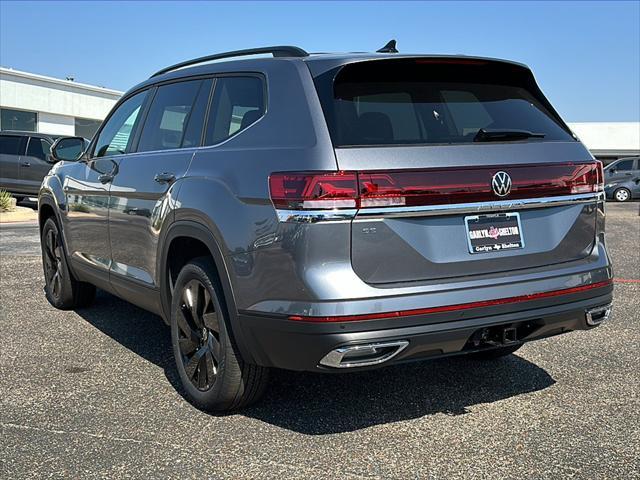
[[158, 220, 258, 365]]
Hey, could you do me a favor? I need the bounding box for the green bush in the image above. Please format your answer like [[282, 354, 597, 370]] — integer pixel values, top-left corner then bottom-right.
[[0, 189, 14, 212], [69, 203, 91, 213]]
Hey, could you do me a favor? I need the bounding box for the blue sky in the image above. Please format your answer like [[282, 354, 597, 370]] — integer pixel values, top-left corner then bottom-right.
[[1, 1, 639, 122]]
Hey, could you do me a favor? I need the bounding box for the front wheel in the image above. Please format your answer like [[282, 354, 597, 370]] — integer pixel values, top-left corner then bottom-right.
[[170, 257, 268, 411], [613, 187, 631, 202], [41, 217, 95, 309]]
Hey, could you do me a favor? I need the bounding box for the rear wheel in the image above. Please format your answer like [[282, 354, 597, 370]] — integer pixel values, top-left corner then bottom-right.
[[469, 344, 522, 360], [41, 217, 95, 309], [170, 257, 268, 411], [613, 187, 631, 202]]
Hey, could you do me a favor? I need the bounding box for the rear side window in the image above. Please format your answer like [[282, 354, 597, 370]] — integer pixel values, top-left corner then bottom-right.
[[27, 138, 52, 161], [0, 135, 23, 155], [205, 76, 265, 145], [137, 80, 203, 152], [316, 59, 574, 147], [615, 159, 635, 171], [181, 79, 213, 148]]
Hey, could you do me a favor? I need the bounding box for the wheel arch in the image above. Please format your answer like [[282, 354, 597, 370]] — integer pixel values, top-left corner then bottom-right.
[[158, 221, 257, 364]]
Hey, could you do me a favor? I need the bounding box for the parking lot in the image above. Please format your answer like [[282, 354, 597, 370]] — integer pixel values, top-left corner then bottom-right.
[[0, 203, 638, 479]]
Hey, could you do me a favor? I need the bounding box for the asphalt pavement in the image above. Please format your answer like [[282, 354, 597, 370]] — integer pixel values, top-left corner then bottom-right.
[[0, 203, 638, 479]]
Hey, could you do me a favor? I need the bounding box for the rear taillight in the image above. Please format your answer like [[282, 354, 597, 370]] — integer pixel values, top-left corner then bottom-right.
[[567, 162, 602, 194], [269, 172, 358, 210], [595, 160, 605, 192], [269, 162, 602, 211]]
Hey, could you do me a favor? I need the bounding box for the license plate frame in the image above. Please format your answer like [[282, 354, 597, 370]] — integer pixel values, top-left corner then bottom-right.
[[464, 212, 525, 254]]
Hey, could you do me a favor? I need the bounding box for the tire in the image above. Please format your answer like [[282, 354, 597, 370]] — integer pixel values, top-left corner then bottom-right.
[[41, 217, 96, 309], [14, 196, 25, 204], [170, 257, 268, 411], [468, 343, 523, 360], [613, 187, 631, 202]]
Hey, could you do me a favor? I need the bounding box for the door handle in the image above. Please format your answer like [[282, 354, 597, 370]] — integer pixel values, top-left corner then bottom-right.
[[98, 173, 114, 184], [154, 172, 176, 184], [22, 162, 31, 167]]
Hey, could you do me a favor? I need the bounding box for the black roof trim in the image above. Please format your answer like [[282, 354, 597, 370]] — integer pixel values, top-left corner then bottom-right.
[[151, 45, 309, 78]]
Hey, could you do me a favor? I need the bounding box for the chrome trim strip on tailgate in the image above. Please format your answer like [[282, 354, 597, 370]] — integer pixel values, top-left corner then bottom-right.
[[354, 192, 602, 219], [276, 193, 602, 223], [277, 209, 357, 223]]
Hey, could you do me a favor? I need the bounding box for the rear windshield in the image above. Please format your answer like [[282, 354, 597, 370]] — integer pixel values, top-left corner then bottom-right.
[[314, 59, 574, 147]]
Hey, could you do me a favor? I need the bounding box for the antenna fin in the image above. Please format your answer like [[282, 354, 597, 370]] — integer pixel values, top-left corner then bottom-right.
[[376, 39, 398, 53]]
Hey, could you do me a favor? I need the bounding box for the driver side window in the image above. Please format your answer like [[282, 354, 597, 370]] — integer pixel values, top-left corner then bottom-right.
[[93, 91, 148, 158], [27, 137, 52, 161]]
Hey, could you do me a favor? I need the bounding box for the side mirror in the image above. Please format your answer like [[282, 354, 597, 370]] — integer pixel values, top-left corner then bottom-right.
[[51, 136, 87, 162]]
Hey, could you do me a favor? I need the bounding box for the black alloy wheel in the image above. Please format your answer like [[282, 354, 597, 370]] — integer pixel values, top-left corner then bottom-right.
[[41, 217, 95, 310], [176, 279, 221, 391], [43, 226, 64, 302], [170, 258, 269, 411]]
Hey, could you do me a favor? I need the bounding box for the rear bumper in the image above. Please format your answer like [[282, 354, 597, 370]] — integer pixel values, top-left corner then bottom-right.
[[236, 287, 613, 371]]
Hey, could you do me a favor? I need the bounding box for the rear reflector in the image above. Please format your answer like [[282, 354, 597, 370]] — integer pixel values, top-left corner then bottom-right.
[[269, 162, 602, 210], [287, 279, 613, 322]]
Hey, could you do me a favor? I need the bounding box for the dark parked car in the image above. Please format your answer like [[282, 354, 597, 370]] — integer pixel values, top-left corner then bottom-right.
[[0, 131, 59, 200], [604, 157, 640, 202], [39, 43, 613, 411]]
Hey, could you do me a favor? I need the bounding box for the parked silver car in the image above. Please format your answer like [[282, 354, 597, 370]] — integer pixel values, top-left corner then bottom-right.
[[604, 157, 640, 201], [39, 43, 613, 411]]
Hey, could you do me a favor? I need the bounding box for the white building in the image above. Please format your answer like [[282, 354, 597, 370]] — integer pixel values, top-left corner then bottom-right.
[[1, 67, 638, 163], [0, 67, 123, 139], [568, 122, 640, 164]]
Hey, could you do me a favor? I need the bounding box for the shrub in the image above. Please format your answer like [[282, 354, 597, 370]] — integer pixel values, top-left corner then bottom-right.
[[0, 189, 14, 212], [69, 203, 91, 213]]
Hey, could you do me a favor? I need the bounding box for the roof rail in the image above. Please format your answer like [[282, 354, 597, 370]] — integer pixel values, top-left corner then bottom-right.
[[151, 45, 309, 78]]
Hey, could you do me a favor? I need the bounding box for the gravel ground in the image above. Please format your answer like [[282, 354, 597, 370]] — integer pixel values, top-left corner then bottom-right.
[[0, 203, 638, 479]]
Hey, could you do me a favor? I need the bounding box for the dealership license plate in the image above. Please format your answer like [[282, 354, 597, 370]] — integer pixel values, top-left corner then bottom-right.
[[464, 212, 524, 254]]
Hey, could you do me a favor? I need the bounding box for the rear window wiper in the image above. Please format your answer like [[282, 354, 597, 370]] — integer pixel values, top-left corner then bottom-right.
[[473, 128, 546, 142]]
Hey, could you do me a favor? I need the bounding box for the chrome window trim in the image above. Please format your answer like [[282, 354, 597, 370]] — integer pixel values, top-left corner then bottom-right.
[[276, 193, 602, 223]]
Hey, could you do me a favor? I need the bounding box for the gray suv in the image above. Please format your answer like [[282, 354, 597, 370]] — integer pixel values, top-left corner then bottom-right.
[[39, 44, 613, 411], [0, 131, 58, 200]]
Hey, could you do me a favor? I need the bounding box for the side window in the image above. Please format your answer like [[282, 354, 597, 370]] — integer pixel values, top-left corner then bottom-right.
[[205, 76, 265, 145], [93, 91, 148, 158], [137, 80, 202, 153], [181, 79, 213, 148], [26, 138, 51, 161], [615, 160, 634, 171], [0, 135, 23, 155]]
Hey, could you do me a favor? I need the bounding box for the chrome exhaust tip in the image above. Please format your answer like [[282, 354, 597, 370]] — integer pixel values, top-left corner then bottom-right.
[[319, 340, 409, 369], [585, 303, 613, 326]]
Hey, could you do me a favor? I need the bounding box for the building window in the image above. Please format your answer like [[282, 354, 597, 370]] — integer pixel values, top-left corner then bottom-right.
[[0, 108, 37, 132], [75, 117, 102, 140]]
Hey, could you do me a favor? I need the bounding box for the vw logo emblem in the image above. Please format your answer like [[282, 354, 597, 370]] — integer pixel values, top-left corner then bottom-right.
[[491, 171, 512, 197]]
